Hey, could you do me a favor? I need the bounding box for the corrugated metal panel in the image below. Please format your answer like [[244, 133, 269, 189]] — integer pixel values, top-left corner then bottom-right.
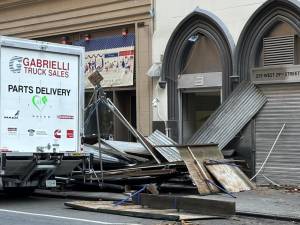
[[146, 130, 182, 162], [263, 35, 295, 66], [255, 83, 300, 185], [101, 139, 149, 155], [83, 144, 124, 164], [188, 81, 267, 149]]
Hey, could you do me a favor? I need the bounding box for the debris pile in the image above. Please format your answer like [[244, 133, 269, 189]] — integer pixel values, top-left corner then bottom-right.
[[61, 82, 262, 221], [71, 79, 260, 197], [73, 130, 255, 196]]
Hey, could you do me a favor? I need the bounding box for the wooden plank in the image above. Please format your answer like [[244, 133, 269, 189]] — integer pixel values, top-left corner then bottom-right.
[[205, 162, 255, 192], [137, 194, 235, 217], [187, 146, 218, 193], [177, 145, 222, 194], [64, 201, 217, 221]]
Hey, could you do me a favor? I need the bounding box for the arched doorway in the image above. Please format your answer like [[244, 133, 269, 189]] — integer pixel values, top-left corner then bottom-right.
[[161, 8, 234, 142], [236, 0, 300, 184], [236, 0, 300, 79]]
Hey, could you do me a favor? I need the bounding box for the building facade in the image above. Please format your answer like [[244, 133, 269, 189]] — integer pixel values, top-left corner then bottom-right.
[[1, 0, 300, 185], [0, 0, 154, 141], [152, 0, 300, 184]]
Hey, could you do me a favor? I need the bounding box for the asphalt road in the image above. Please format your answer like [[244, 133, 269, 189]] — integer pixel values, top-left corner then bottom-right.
[[0, 194, 299, 225], [0, 195, 158, 225]]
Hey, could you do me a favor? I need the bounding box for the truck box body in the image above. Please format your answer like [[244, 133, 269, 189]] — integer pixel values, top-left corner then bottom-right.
[[0, 36, 84, 153], [0, 36, 86, 191]]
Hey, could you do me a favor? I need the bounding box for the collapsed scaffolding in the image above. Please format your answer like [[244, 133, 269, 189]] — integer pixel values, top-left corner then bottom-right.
[[67, 73, 259, 196], [59, 74, 274, 220]]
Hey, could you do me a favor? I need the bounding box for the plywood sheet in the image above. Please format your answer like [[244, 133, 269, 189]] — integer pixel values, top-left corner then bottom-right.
[[205, 163, 255, 192], [177, 145, 223, 194]]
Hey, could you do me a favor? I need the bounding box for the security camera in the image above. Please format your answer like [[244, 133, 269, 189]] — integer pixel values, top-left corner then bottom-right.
[[152, 98, 159, 107]]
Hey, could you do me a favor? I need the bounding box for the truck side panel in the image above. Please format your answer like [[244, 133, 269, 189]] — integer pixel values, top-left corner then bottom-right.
[[0, 37, 84, 152]]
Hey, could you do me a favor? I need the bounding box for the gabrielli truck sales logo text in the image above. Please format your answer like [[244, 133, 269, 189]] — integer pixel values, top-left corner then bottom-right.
[[9, 56, 22, 73], [9, 56, 70, 78]]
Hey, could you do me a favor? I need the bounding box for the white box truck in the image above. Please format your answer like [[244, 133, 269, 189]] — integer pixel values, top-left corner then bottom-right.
[[0, 36, 86, 193]]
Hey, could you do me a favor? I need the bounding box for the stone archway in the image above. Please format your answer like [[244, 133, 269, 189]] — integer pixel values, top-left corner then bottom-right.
[[161, 8, 234, 125], [236, 0, 300, 80]]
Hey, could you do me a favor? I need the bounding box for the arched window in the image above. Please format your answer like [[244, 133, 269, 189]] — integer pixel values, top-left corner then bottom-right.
[[161, 8, 234, 123], [236, 0, 300, 80]]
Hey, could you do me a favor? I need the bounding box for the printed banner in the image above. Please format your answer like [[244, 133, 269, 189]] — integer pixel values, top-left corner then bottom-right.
[[85, 46, 134, 88]]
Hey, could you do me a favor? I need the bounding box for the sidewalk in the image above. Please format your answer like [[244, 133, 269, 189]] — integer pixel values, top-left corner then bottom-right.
[[198, 187, 300, 221]]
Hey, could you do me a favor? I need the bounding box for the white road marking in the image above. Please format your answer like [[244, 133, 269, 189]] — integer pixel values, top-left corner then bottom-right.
[[0, 208, 141, 225]]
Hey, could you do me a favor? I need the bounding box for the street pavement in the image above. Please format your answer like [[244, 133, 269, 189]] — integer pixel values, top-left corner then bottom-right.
[[0, 194, 299, 225], [0, 194, 158, 225], [195, 216, 299, 225]]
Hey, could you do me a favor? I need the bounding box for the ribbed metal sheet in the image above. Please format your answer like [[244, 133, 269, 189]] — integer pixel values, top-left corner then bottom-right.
[[146, 130, 182, 162], [263, 35, 295, 66], [101, 140, 149, 155], [188, 81, 267, 149], [83, 144, 124, 164], [255, 83, 300, 185]]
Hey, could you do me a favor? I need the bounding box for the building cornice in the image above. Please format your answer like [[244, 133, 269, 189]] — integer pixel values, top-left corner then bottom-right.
[[0, 0, 45, 9]]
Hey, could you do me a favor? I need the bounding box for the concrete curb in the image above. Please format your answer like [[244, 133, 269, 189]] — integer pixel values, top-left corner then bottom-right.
[[236, 210, 300, 222]]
